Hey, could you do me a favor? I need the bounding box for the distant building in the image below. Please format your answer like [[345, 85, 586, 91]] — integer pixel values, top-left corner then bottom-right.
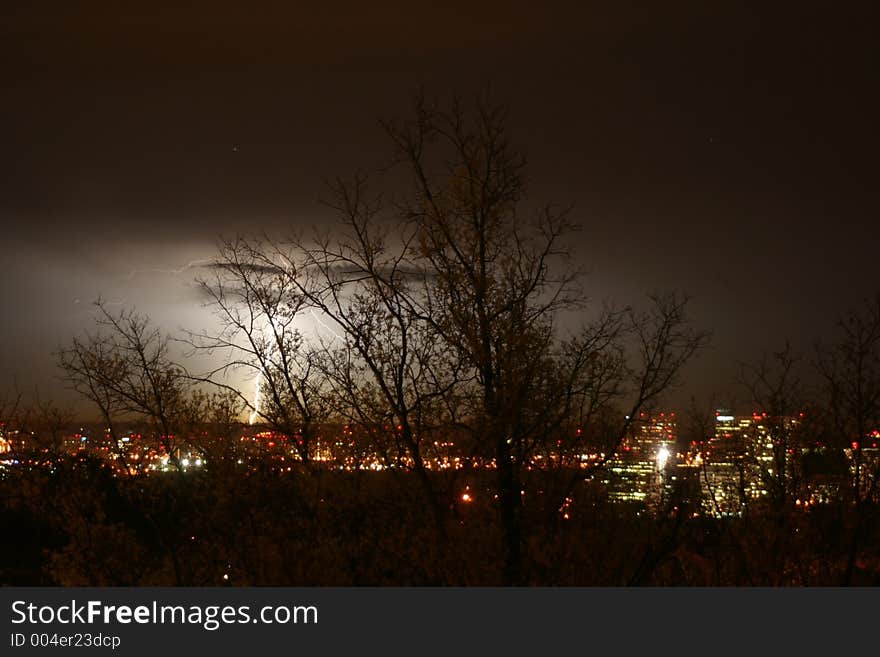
[[699, 409, 753, 515], [605, 412, 677, 505]]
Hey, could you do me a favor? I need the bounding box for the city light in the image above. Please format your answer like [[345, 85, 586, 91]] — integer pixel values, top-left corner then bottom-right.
[[656, 445, 670, 470]]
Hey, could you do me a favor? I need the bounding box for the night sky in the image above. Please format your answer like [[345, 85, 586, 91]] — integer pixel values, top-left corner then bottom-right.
[[2, 2, 876, 415]]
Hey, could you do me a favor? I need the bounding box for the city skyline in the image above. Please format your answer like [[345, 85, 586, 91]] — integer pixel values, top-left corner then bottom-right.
[[4, 406, 872, 517], [2, 3, 879, 590]]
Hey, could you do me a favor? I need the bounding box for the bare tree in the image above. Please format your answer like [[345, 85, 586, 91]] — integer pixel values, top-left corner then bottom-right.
[[815, 294, 880, 584], [372, 94, 582, 582], [554, 294, 708, 513], [737, 342, 806, 512], [0, 387, 26, 463], [187, 237, 330, 465], [58, 301, 191, 468], [277, 178, 462, 532], [377, 94, 707, 583], [57, 328, 130, 466], [816, 294, 880, 501]]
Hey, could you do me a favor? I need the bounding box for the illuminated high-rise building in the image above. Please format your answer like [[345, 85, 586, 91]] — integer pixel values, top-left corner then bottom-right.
[[699, 410, 812, 515], [605, 412, 677, 505], [698, 409, 752, 515]]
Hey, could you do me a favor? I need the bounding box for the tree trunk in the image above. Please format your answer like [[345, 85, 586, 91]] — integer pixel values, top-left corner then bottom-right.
[[496, 440, 523, 585]]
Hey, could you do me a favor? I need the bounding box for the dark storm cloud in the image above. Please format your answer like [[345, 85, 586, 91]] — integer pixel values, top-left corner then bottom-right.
[[193, 260, 434, 301], [2, 2, 877, 415]]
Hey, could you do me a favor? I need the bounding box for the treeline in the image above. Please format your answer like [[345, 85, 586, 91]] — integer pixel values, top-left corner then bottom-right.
[[1, 95, 878, 585]]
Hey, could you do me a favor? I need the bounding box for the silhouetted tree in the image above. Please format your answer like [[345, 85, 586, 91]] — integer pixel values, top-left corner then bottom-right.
[[815, 294, 880, 583], [816, 294, 880, 501], [58, 301, 192, 468], [372, 94, 706, 582], [738, 342, 807, 512], [188, 237, 330, 465], [287, 176, 463, 534]]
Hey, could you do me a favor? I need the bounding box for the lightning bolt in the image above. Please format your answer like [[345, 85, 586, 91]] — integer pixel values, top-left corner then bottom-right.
[[248, 370, 263, 425], [309, 309, 343, 341], [245, 309, 343, 425]]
